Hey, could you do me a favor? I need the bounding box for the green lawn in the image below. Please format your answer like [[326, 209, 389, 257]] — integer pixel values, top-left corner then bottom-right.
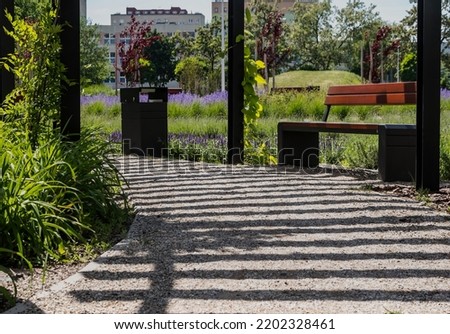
[[274, 70, 362, 89]]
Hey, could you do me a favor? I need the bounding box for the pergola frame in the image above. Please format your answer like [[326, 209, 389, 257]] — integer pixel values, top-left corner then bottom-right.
[[416, 0, 441, 191], [0, 0, 442, 191]]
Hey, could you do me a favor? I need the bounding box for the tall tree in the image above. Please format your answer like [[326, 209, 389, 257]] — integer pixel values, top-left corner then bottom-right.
[[140, 31, 176, 87], [192, 17, 224, 93], [174, 56, 208, 95], [335, 0, 382, 74], [80, 18, 109, 87], [247, 0, 290, 89], [117, 15, 159, 87], [289, 0, 381, 71], [194, 17, 223, 73], [290, 0, 337, 70], [170, 31, 194, 61], [362, 25, 400, 83], [400, 1, 450, 68]]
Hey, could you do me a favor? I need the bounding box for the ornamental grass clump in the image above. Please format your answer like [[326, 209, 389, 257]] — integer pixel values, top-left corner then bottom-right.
[[0, 3, 131, 309], [0, 127, 129, 267], [168, 133, 227, 163], [0, 130, 86, 266]]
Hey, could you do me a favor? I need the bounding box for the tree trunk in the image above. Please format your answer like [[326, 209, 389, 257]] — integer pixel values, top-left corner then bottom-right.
[[369, 43, 373, 83]]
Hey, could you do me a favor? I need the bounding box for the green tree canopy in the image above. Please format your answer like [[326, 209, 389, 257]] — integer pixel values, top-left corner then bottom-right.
[[140, 31, 176, 87], [80, 19, 109, 87], [174, 56, 208, 95], [289, 0, 382, 71]]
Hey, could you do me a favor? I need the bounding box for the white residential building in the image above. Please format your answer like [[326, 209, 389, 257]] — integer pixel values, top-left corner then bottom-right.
[[212, 0, 319, 22], [98, 7, 205, 87]]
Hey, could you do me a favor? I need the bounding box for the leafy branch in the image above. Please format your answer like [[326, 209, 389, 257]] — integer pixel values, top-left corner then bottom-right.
[[117, 15, 159, 87], [239, 9, 276, 165]]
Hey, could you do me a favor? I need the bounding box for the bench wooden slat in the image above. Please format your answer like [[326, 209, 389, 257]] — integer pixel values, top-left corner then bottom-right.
[[322, 82, 417, 121], [325, 92, 417, 106], [279, 121, 379, 134], [327, 82, 417, 95]]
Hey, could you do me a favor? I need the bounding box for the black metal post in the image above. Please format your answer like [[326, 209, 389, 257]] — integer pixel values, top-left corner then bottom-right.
[[0, 0, 15, 103], [227, 0, 244, 164], [57, 0, 81, 140], [416, 0, 441, 191]]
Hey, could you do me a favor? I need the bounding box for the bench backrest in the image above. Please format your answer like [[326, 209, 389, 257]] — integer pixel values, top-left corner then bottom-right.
[[323, 81, 417, 121]]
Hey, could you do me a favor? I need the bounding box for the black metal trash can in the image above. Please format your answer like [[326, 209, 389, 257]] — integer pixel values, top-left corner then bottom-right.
[[378, 124, 416, 182], [120, 87, 168, 157]]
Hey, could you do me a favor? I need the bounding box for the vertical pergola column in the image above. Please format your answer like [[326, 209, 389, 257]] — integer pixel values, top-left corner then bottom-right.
[[0, 0, 15, 102], [56, 0, 81, 140], [227, 0, 244, 164], [416, 0, 441, 191]]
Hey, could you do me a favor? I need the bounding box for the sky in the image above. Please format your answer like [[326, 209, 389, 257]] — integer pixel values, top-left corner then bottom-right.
[[87, 0, 414, 26]]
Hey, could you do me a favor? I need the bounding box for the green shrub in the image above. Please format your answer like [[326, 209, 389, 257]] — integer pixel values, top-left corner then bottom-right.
[[84, 101, 107, 115], [0, 127, 129, 267], [319, 134, 346, 165], [334, 106, 350, 121], [261, 92, 291, 118], [62, 129, 129, 235], [82, 85, 115, 96], [169, 117, 227, 135], [342, 136, 378, 169], [308, 98, 326, 120], [204, 102, 227, 117], [286, 96, 306, 118], [0, 132, 85, 266], [108, 104, 121, 118], [354, 106, 372, 121], [190, 101, 203, 117]]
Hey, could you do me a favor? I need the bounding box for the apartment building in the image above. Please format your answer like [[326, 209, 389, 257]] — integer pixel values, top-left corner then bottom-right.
[[98, 7, 205, 87], [212, 0, 318, 22]]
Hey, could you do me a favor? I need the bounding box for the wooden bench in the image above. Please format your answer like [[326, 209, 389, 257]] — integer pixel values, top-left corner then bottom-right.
[[322, 81, 416, 121], [278, 82, 417, 181]]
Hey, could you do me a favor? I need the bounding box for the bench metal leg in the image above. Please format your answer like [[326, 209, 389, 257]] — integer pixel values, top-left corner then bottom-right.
[[278, 130, 319, 167], [322, 105, 331, 122]]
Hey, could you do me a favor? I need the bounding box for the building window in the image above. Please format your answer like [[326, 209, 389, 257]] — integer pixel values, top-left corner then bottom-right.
[[214, 8, 219, 13], [104, 33, 115, 45], [104, 72, 116, 84], [108, 52, 116, 64], [119, 72, 126, 84], [120, 37, 131, 45]]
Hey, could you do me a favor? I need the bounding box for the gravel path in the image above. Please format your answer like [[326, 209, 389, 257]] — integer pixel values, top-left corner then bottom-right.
[[6, 156, 450, 314]]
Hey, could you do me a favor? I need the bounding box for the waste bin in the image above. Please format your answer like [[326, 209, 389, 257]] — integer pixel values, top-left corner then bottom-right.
[[378, 124, 416, 182], [120, 87, 168, 157]]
